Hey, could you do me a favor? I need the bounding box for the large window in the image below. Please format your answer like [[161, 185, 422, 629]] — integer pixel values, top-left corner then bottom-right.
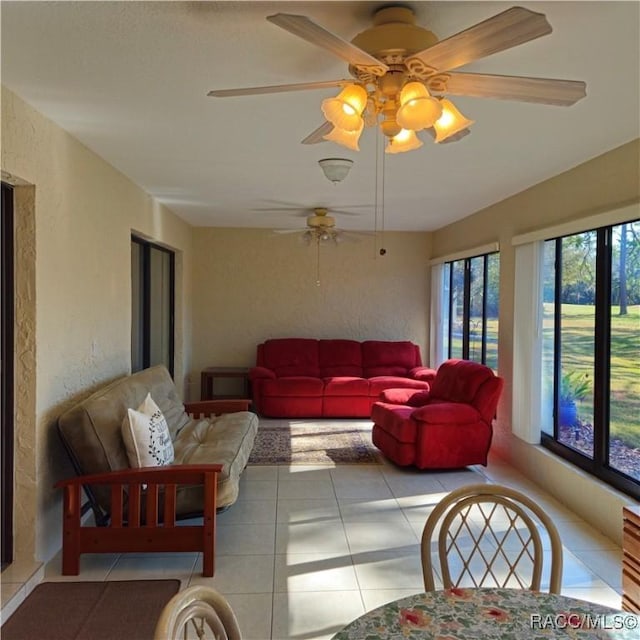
[[131, 236, 175, 376], [541, 220, 639, 497], [442, 251, 500, 369]]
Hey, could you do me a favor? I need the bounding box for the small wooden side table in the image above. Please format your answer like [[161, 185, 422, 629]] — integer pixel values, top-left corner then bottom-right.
[[200, 366, 251, 401]]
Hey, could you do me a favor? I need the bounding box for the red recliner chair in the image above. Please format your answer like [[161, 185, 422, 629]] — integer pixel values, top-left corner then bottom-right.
[[371, 359, 504, 469]]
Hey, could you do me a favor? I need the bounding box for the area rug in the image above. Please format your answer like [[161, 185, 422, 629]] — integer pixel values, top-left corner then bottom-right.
[[248, 419, 383, 465], [1, 579, 180, 640]]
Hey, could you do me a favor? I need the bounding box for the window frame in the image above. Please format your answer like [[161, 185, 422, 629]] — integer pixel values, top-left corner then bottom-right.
[[442, 250, 499, 368], [540, 221, 639, 499], [131, 235, 175, 377]]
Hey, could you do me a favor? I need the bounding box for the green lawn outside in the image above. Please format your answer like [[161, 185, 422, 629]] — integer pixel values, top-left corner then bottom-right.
[[543, 303, 640, 449]]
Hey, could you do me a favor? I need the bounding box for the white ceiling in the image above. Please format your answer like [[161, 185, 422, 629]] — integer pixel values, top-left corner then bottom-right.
[[2, 1, 639, 232]]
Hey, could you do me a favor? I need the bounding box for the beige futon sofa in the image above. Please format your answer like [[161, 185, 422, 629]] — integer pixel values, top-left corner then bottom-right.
[[56, 365, 258, 576]]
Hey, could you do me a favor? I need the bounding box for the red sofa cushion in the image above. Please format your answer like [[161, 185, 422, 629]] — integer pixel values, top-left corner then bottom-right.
[[362, 341, 421, 377], [319, 340, 363, 377], [261, 376, 324, 397], [323, 377, 369, 396], [262, 339, 320, 377]]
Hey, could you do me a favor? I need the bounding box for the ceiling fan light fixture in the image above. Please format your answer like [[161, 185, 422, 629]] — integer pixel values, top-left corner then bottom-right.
[[386, 128, 423, 154], [323, 120, 363, 151], [433, 98, 474, 143], [318, 157, 354, 183], [321, 84, 367, 132], [380, 100, 402, 138], [396, 82, 443, 130]]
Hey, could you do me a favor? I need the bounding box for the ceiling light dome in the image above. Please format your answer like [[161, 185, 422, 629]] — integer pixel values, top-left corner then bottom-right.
[[321, 84, 367, 132], [396, 82, 443, 131], [318, 158, 353, 183]]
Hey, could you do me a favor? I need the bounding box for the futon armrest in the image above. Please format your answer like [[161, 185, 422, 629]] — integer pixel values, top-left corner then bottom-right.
[[54, 464, 223, 577], [184, 399, 250, 417], [55, 464, 224, 490]]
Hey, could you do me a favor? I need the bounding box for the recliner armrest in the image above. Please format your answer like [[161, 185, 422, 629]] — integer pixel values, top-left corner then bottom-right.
[[411, 402, 481, 424], [379, 388, 431, 406], [410, 366, 437, 383]]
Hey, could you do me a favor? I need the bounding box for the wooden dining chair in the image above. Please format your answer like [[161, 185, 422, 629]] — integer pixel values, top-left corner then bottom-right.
[[153, 585, 242, 640], [421, 483, 563, 593]]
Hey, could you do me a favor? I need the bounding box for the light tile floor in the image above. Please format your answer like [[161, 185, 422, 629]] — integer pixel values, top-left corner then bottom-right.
[[3, 422, 626, 639]]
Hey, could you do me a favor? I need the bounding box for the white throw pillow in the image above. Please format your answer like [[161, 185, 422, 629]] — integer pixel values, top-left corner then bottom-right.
[[121, 392, 175, 468]]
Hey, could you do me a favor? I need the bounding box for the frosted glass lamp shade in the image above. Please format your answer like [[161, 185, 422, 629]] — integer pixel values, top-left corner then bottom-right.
[[321, 84, 367, 132], [433, 99, 474, 142], [323, 120, 364, 151], [396, 82, 443, 130], [385, 129, 423, 154], [318, 158, 354, 183]]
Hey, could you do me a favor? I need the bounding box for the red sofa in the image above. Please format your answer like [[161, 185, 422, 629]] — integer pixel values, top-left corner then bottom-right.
[[371, 359, 504, 469], [249, 338, 435, 418]]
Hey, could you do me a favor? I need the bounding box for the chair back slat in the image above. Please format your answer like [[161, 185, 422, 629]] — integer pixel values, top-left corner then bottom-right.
[[422, 483, 563, 593]]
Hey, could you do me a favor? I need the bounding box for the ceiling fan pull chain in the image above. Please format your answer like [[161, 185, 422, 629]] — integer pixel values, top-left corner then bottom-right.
[[373, 127, 380, 259], [316, 237, 321, 287], [380, 144, 386, 256]]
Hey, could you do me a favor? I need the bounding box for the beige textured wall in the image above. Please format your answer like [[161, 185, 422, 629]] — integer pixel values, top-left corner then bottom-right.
[[431, 138, 640, 542], [188, 228, 432, 400], [1, 86, 194, 564]]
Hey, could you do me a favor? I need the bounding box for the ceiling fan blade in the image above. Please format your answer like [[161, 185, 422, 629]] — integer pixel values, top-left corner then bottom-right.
[[406, 6, 552, 74], [208, 80, 350, 98], [267, 13, 388, 76], [331, 206, 374, 216], [273, 229, 304, 234], [255, 209, 308, 217], [443, 72, 586, 106], [301, 121, 333, 144], [335, 230, 375, 243]]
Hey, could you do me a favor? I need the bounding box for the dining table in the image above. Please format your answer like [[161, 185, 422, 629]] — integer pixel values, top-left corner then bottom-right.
[[331, 587, 640, 639]]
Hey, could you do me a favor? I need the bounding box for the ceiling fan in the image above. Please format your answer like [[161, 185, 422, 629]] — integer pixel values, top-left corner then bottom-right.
[[208, 4, 586, 153], [273, 208, 372, 244], [255, 202, 372, 217]]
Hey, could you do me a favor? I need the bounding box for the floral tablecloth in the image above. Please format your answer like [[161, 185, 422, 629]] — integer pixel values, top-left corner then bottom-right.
[[332, 588, 640, 639]]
